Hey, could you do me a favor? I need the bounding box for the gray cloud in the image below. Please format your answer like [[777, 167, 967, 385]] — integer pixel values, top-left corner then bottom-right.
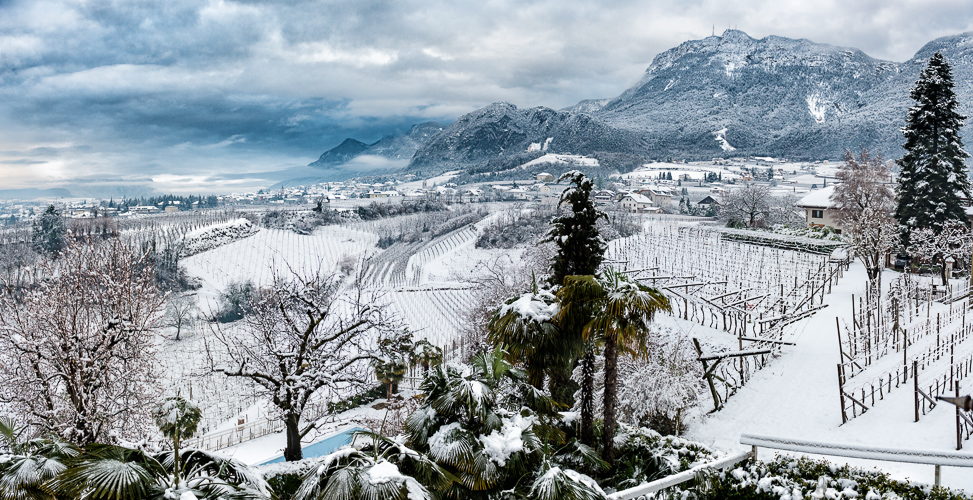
[[0, 0, 971, 192]]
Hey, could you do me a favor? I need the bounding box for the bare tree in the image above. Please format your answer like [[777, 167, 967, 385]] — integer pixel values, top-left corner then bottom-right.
[[909, 221, 972, 285], [0, 239, 165, 445], [165, 294, 199, 341], [719, 184, 771, 228], [847, 208, 900, 285], [210, 270, 398, 461], [832, 149, 898, 283]]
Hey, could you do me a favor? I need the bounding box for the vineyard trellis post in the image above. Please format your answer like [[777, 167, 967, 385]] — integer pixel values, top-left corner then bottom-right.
[[915, 360, 921, 423], [957, 382, 963, 451]]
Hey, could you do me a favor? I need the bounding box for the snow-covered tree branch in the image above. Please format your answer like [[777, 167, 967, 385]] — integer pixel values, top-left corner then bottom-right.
[[0, 239, 165, 445], [832, 149, 898, 283], [210, 268, 400, 461]]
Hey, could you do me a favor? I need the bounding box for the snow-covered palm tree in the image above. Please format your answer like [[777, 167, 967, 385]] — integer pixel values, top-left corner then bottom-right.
[[487, 283, 563, 388], [0, 417, 79, 500], [558, 269, 670, 465], [404, 348, 605, 499], [52, 445, 269, 500]]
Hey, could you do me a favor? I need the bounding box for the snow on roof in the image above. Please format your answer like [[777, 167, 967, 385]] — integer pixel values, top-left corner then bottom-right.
[[796, 185, 836, 208], [622, 193, 653, 204]]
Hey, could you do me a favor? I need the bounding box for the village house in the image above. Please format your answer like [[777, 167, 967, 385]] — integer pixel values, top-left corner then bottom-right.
[[618, 193, 661, 213], [592, 189, 615, 204], [795, 185, 843, 233], [636, 186, 673, 207]]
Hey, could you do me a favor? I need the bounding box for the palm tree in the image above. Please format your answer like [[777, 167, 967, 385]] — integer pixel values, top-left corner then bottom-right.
[[294, 431, 451, 500], [553, 279, 602, 448], [1, 401, 268, 500], [0, 417, 79, 500], [411, 339, 443, 375], [152, 395, 202, 486], [558, 269, 670, 466], [53, 444, 269, 500], [486, 284, 562, 388], [404, 347, 603, 499]]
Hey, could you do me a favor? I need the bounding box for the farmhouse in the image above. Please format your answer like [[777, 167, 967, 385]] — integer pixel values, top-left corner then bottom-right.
[[619, 193, 661, 213], [796, 185, 843, 233], [637, 186, 673, 207]]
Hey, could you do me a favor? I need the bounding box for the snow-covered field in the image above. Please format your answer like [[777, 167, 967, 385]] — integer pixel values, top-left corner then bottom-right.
[[155, 207, 973, 492]]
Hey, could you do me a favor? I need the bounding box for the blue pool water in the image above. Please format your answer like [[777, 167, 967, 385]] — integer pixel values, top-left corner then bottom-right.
[[260, 427, 364, 465]]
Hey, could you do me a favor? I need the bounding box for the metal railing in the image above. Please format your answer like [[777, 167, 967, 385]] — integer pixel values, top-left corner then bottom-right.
[[610, 432, 973, 499], [608, 450, 752, 500], [741, 433, 973, 487]]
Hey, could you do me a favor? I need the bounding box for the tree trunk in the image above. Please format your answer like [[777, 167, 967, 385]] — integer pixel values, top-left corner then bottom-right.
[[579, 345, 596, 447], [602, 335, 618, 466], [526, 359, 545, 389], [173, 437, 181, 485], [283, 413, 303, 461], [547, 363, 576, 410]]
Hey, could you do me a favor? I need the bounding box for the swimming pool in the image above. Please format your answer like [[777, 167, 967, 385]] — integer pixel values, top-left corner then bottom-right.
[[259, 427, 365, 465]]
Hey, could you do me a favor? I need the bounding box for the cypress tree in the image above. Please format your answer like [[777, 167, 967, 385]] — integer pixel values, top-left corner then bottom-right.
[[543, 171, 606, 421], [545, 171, 607, 286], [895, 52, 972, 245]]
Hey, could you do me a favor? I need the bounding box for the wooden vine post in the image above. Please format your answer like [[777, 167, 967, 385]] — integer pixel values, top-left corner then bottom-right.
[[694, 337, 772, 413]]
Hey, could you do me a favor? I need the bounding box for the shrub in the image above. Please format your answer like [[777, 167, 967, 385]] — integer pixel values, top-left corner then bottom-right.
[[213, 280, 256, 323]]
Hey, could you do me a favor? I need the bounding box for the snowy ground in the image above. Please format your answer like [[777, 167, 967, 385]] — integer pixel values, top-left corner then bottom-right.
[[164, 208, 973, 492], [688, 264, 973, 492]]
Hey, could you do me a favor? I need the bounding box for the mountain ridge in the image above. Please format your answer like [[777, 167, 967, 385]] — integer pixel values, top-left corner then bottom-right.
[[311, 30, 973, 175]]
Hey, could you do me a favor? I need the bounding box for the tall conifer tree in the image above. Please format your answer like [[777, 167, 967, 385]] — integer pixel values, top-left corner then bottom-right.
[[895, 52, 971, 245], [545, 171, 607, 286], [543, 171, 606, 438]]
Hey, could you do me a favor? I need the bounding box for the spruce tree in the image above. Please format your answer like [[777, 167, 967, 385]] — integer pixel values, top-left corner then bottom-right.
[[545, 171, 607, 286], [895, 52, 971, 245], [32, 204, 66, 255]]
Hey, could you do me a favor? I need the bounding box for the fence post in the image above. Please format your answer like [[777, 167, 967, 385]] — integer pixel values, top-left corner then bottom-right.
[[838, 364, 847, 425], [915, 360, 920, 423], [958, 381, 963, 451]]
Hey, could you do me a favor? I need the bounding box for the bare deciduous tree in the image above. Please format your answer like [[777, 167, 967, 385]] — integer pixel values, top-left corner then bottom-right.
[[0, 239, 165, 445], [832, 149, 898, 283], [909, 221, 972, 285], [719, 184, 771, 228], [210, 270, 398, 462], [165, 294, 199, 341]]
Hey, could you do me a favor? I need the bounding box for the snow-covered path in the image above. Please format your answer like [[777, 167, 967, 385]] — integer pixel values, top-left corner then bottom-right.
[[689, 263, 973, 492]]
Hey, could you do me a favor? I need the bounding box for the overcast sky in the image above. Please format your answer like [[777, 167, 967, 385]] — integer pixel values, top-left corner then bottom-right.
[[1, 0, 972, 194]]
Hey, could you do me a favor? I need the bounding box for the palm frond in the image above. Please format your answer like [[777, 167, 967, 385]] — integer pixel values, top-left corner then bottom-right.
[[529, 462, 608, 500]]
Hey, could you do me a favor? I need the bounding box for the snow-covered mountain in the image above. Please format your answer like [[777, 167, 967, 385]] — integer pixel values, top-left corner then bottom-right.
[[311, 30, 973, 174], [407, 102, 643, 174], [595, 30, 903, 159], [309, 122, 443, 169]]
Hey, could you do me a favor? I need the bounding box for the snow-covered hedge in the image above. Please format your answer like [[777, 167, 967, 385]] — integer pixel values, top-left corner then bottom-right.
[[179, 218, 258, 257], [697, 455, 968, 500]]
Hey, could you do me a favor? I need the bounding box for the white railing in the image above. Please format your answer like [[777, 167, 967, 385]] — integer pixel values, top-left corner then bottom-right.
[[610, 433, 973, 499], [741, 433, 973, 486], [608, 450, 752, 500]]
